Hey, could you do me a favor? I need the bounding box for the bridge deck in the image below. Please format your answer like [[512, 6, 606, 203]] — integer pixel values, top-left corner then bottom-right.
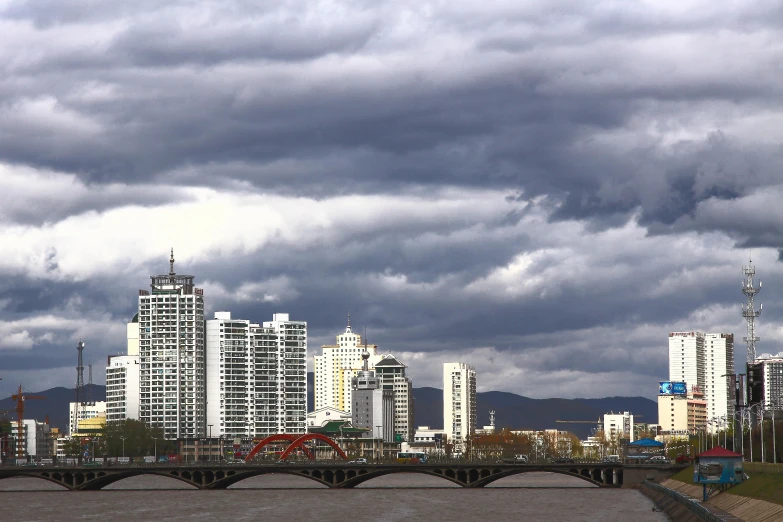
[[0, 462, 681, 491]]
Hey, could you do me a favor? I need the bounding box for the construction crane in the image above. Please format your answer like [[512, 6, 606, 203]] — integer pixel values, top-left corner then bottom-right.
[[11, 385, 45, 459]]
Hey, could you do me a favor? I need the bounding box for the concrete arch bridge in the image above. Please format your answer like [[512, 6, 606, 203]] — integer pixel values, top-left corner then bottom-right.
[[0, 462, 679, 490]]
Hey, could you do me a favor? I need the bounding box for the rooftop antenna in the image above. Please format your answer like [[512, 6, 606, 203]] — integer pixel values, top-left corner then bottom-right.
[[742, 255, 762, 363], [169, 248, 176, 282], [346, 311, 352, 333], [72, 340, 85, 436], [362, 324, 369, 371], [88, 363, 93, 402]]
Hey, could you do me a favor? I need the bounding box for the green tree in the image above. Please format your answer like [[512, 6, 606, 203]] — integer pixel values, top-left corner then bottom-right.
[[101, 420, 173, 458]]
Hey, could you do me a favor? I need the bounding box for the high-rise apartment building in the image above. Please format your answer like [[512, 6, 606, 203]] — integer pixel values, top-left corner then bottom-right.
[[374, 354, 414, 442], [704, 333, 735, 429], [314, 321, 415, 441], [351, 352, 394, 442], [314, 321, 379, 413], [205, 311, 307, 437], [106, 315, 141, 423], [138, 251, 206, 439], [206, 312, 251, 438], [262, 313, 308, 435], [668, 332, 705, 394], [443, 362, 477, 451], [754, 352, 783, 410], [668, 332, 734, 434]]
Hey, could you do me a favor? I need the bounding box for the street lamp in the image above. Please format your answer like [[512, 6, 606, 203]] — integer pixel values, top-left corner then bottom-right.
[[208, 425, 213, 461], [120, 436, 126, 459], [153, 437, 158, 463], [375, 425, 382, 464]]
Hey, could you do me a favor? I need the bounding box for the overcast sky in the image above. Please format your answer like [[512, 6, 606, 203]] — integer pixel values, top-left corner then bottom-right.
[[2, 0, 783, 401]]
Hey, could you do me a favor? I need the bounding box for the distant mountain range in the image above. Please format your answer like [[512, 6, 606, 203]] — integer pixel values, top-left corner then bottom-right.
[[0, 384, 105, 433], [2, 376, 656, 440]]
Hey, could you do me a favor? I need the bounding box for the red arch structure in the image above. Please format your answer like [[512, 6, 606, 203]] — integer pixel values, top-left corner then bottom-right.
[[278, 433, 349, 462], [245, 434, 314, 462]]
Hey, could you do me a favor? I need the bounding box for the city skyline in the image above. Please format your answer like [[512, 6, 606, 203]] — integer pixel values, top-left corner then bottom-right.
[[4, 1, 783, 401]]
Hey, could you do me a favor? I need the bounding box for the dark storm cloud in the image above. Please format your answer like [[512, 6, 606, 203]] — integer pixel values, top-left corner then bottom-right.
[[2, 0, 783, 398]]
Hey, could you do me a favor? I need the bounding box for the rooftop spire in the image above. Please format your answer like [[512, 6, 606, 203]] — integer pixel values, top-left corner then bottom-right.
[[169, 248, 176, 277], [362, 324, 369, 371], [346, 311, 352, 333]]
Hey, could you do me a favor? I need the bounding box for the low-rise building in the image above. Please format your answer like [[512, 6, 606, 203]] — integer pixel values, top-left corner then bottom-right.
[[69, 401, 106, 436]]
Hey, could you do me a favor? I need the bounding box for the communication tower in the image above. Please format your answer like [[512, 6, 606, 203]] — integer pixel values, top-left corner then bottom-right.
[[741, 258, 762, 364], [88, 363, 93, 402], [74, 340, 85, 434]]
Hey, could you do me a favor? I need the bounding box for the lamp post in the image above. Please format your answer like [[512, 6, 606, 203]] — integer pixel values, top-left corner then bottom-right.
[[759, 407, 765, 463], [773, 397, 779, 464], [208, 425, 213, 461], [153, 437, 158, 462], [375, 425, 382, 464], [120, 436, 126, 459]]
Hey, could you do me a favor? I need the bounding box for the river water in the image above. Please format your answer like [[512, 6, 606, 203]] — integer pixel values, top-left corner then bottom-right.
[[0, 472, 668, 521]]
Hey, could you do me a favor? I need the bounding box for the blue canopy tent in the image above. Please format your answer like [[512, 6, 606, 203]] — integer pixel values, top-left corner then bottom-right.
[[626, 438, 665, 458]]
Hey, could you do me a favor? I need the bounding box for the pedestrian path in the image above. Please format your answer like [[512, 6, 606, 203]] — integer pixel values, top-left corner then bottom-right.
[[662, 479, 783, 522]]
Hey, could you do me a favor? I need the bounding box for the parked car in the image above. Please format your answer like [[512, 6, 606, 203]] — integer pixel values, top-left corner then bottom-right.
[[602, 455, 621, 463], [675, 454, 693, 464], [513, 454, 528, 464], [349, 458, 368, 464], [648, 456, 669, 463]]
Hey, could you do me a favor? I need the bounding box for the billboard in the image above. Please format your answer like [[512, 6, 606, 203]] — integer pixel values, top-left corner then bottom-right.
[[659, 381, 688, 396]]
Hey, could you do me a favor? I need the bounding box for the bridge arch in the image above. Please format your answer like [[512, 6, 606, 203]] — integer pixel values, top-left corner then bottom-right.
[[83, 470, 201, 490], [245, 434, 314, 462], [211, 469, 330, 489], [278, 434, 348, 461], [472, 466, 605, 488], [0, 471, 70, 490], [342, 468, 465, 488]]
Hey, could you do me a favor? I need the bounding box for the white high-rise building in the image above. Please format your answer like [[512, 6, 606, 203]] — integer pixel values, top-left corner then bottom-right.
[[138, 250, 206, 440], [668, 332, 705, 394], [261, 313, 308, 435], [205, 312, 307, 437], [703, 333, 735, 431], [668, 332, 734, 434], [105, 315, 141, 423], [314, 320, 379, 413], [206, 312, 251, 438], [374, 354, 414, 442], [106, 357, 140, 423], [755, 352, 783, 410], [443, 362, 476, 451]]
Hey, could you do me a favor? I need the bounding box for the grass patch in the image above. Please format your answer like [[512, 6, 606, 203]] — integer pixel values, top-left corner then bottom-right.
[[670, 466, 694, 483], [667, 466, 783, 506], [724, 473, 783, 506]]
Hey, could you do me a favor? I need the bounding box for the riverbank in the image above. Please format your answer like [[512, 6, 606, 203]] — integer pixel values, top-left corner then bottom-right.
[[663, 467, 783, 522]]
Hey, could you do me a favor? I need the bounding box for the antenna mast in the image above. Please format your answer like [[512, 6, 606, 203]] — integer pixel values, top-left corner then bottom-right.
[[742, 258, 762, 364], [75, 340, 85, 434]]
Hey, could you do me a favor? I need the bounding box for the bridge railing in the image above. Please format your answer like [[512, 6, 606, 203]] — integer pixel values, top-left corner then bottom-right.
[[640, 480, 725, 522]]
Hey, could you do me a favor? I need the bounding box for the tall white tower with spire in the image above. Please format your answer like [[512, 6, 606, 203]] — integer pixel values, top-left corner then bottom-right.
[[137, 249, 206, 439], [314, 314, 380, 412]]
